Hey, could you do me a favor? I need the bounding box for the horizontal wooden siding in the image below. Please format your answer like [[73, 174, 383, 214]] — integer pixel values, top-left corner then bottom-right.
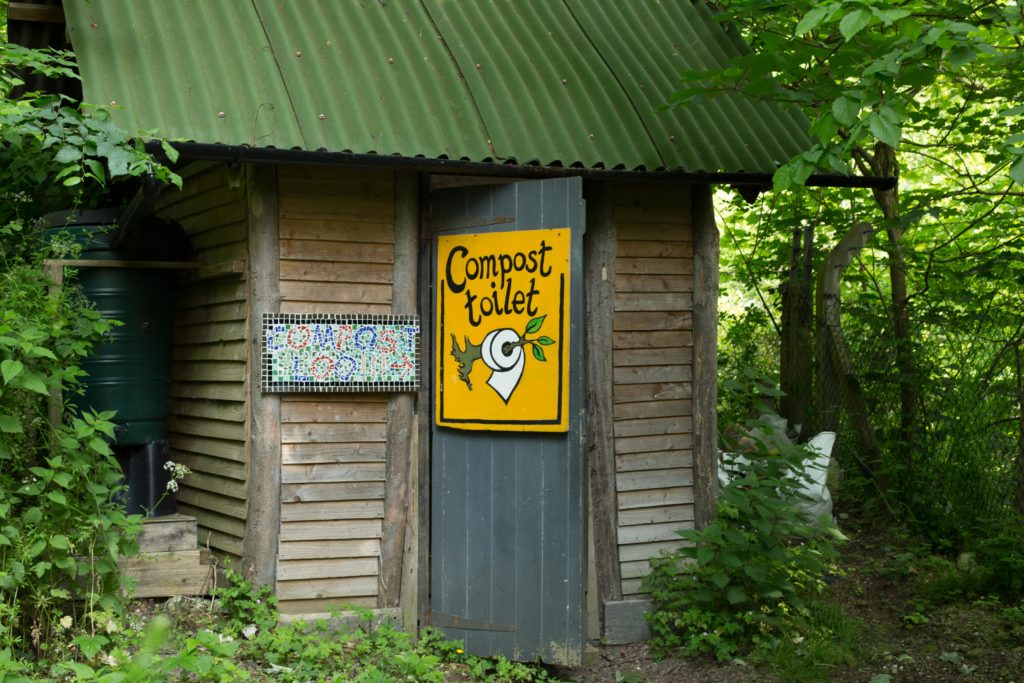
[[611, 184, 695, 596], [161, 162, 249, 559], [275, 167, 395, 614]]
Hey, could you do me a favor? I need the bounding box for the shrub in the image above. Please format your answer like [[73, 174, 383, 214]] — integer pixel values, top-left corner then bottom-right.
[[0, 43, 179, 664], [644, 414, 845, 661], [970, 515, 1024, 601], [0, 257, 141, 658]]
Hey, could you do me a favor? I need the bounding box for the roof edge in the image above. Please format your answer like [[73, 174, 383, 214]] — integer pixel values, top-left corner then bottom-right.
[[147, 141, 896, 191]]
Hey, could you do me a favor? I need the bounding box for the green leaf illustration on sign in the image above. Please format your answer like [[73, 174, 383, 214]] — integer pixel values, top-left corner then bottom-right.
[[524, 315, 546, 335]]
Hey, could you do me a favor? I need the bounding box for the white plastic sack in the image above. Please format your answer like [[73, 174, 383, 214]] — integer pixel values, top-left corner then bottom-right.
[[717, 430, 836, 523]]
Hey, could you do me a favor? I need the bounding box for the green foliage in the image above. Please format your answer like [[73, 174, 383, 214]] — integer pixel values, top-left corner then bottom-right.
[[212, 575, 561, 682], [758, 598, 867, 682], [1001, 601, 1024, 641], [644, 414, 845, 661], [0, 41, 180, 665], [969, 516, 1024, 601], [700, 0, 1024, 589], [674, 0, 1024, 189], [1, 45, 180, 228], [211, 566, 278, 635], [0, 256, 141, 656]]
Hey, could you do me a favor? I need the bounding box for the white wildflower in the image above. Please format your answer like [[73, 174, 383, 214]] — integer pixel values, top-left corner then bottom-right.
[[242, 624, 258, 640], [58, 615, 73, 630], [163, 461, 191, 493]]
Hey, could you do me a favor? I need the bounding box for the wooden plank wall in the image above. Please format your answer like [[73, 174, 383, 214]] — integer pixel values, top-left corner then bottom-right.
[[160, 162, 249, 560], [275, 167, 395, 615], [611, 183, 695, 596]]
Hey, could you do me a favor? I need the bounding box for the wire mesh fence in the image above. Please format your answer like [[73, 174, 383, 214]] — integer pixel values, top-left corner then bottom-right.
[[797, 298, 1024, 541]]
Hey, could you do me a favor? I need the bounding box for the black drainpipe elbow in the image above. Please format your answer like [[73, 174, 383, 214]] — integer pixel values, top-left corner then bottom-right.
[[107, 173, 164, 251]]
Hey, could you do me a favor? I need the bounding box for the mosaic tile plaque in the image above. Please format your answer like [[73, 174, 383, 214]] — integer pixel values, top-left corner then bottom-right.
[[262, 314, 420, 392]]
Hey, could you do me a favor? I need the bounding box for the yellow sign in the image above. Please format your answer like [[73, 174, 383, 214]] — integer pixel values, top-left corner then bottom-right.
[[436, 228, 570, 431]]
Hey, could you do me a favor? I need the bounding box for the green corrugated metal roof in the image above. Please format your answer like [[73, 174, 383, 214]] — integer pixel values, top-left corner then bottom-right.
[[64, 0, 810, 174]]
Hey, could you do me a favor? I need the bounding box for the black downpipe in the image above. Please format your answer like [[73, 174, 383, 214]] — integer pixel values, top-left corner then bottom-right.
[[107, 173, 164, 250]]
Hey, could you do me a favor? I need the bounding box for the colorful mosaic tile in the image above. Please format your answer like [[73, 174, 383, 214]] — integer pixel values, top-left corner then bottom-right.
[[262, 313, 420, 392]]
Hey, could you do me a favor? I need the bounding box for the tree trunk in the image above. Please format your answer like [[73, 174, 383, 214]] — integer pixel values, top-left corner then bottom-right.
[[816, 221, 882, 480], [871, 142, 918, 477], [780, 225, 814, 436], [1014, 344, 1024, 516]]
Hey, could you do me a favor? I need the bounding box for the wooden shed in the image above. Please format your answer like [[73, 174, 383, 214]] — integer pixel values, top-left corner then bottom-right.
[[11, 0, 874, 665]]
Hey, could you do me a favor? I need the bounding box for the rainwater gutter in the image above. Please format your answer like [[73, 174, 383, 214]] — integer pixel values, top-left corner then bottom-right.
[[144, 141, 896, 193]]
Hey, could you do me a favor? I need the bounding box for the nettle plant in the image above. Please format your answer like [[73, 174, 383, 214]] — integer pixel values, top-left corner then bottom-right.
[[644, 415, 846, 661], [0, 43, 179, 662]]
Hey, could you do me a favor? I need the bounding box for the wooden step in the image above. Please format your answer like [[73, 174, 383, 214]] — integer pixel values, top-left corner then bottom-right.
[[122, 514, 217, 598], [138, 514, 199, 553], [121, 549, 215, 598]]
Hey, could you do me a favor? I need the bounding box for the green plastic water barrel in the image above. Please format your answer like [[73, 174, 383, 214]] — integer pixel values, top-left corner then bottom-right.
[[47, 213, 177, 445]]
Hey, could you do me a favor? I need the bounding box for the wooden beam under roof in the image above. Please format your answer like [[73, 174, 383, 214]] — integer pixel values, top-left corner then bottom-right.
[[8, 2, 66, 24]]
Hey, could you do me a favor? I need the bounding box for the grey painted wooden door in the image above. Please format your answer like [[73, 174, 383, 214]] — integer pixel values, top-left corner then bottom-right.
[[428, 178, 585, 665]]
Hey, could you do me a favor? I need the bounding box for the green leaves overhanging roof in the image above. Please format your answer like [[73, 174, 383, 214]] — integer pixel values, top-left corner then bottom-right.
[[64, 0, 811, 175]]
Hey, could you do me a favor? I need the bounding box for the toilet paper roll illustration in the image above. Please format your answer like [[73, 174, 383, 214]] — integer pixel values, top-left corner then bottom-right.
[[480, 328, 525, 403]]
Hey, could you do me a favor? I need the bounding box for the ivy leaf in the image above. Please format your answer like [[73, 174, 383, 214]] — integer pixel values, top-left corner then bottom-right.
[[54, 145, 82, 164], [867, 112, 902, 147], [832, 96, 860, 127], [873, 7, 911, 25], [84, 158, 106, 183], [18, 372, 49, 395], [710, 572, 730, 588], [49, 534, 70, 550], [795, 4, 836, 36], [107, 147, 133, 177], [773, 162, 796, 192], [744, 564, 767, 582], [532, 345, 546, 362], [47, 491, 67, 506], [26, 538, 46, 559], [839, 8, 873, 41], [161, 139, 180, 163], [72, 634, 109, 660], [0, 414, 22, 434], [0, 359, 24, 384], [524, 315, 546, 334], [1009, 157, 1024, 186], [726, 586, 749, 604], [536, 336, 555, 346]]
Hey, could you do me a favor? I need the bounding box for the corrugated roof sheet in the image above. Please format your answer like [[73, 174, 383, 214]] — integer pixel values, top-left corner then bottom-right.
[[63, 0, 810, 175]]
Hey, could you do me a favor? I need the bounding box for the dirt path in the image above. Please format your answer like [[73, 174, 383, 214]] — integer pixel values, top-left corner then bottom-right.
[[555, 524, 1024, 682]]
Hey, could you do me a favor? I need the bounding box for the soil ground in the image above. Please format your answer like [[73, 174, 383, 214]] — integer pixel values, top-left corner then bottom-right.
[[554, 522, 1024, 683], [133, 520, 1022, 682]]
